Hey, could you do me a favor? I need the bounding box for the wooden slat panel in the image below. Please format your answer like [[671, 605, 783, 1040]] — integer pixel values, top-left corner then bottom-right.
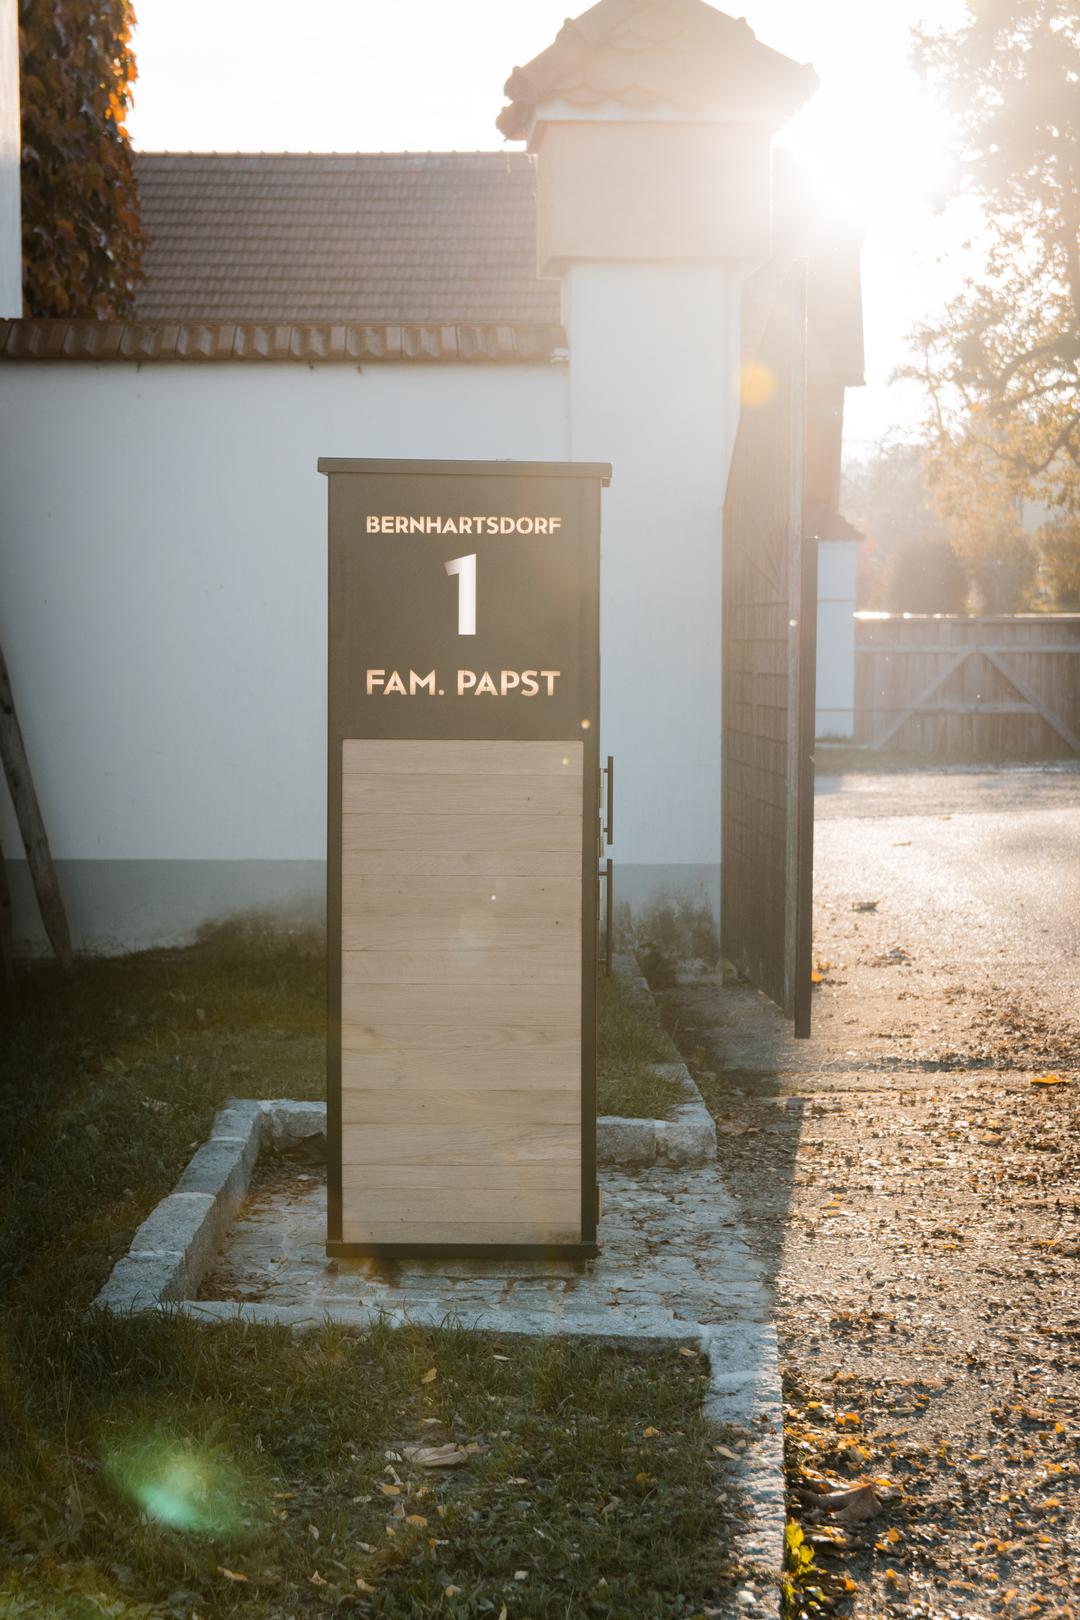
[[341, 1218, 581, 1245], [343, 773, 582, 817], [342, 909, 577, 951], [341, 982, 581, 1027], [341, 1186, 580, 1223], [342, 1050, 579, 1089], [344, 740, 581, 776], [341, 946, 580, 986], [341, 1024, 579, 1058], [341, 1122, 578, 1166], [343, 847, 580, 878], [342, 876, 580, 914], [342, 1163, 580, 1191], [342, 1088, 580, 1125], [342, 813, 581, 853], [339, 736, 583, 1248]]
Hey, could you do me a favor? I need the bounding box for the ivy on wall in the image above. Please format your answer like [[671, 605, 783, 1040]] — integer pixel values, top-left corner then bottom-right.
[[19, 0, 145, 318]]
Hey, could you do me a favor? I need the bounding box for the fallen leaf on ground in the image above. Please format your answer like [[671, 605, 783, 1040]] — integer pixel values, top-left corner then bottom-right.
[[403, 1443, 470, 1469], [818, 1482, 881, 1523], [420, 1366, 438, 1384], [217, 1568, 249, 1582], [356, 1577, 376, 1593], [1030, 1073, 1070, 1086]]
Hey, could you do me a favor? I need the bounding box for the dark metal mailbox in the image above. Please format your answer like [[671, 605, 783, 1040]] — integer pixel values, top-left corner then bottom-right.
[[319, 458, 610, 1259]]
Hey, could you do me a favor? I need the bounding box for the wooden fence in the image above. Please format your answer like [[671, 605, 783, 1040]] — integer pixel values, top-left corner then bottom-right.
[[854, 614, 1080, 759]]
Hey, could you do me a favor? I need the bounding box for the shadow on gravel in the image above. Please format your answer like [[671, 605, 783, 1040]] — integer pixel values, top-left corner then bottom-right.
[[653, 978, 809, 1276]]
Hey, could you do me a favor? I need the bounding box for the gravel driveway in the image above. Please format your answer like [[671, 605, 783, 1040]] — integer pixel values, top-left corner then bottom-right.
[[659, 764, 1080, 1620]]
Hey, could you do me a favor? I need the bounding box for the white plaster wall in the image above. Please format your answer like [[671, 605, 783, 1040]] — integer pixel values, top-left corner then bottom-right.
[[816, 539, 859, 740], [0, 0, 19, 316], [0, 363, 568, 918], [562, 260, 741, 910]]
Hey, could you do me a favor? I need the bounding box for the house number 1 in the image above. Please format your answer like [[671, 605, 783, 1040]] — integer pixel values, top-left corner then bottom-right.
[[444, 554, 477, 636]]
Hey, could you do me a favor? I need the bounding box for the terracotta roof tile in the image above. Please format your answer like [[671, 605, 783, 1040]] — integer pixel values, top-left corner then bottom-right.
[[134, 151, 561, 326], [497, 0, 816, 140], [0, 319, 566, 364]]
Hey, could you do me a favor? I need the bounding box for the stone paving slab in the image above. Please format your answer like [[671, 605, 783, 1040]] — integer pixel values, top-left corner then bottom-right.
[[197, 1165, 771, 1329], [96, 1092, 784, 1616]]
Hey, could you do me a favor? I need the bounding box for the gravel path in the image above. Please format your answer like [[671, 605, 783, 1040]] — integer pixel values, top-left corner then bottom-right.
[[659, 765, 1080, 1620]]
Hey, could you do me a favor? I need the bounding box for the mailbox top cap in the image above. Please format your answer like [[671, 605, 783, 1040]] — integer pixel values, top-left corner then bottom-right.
[[317, 457, 611, 485]]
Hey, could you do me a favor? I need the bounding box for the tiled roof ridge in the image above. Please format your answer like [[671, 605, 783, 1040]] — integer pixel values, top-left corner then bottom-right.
[[135, 150, 533, 162], [496, 0, 816, 140], [0, 319, 567, 365]]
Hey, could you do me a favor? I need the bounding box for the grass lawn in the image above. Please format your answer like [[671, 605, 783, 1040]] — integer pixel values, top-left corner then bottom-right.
[[0, 939, 737, 1617], [596, 973, 684, 1121]]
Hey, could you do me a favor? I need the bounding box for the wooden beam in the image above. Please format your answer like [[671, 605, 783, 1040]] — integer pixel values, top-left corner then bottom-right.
[[0, 640, 72, 967], [982, 649, 1080, 755], [869, 648, 973, 751], [0, 832, 14, 979]]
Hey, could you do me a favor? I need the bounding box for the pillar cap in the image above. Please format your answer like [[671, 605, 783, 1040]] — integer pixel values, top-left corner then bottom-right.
[[497, 0, 817, 143]]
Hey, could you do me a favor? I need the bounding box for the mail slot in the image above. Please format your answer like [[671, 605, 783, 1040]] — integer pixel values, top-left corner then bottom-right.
[[319, 457, 610, 1258]]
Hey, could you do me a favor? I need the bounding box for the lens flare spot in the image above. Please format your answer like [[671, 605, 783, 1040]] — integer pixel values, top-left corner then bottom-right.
[[739, 361, 777, 409], [108, 1435, 248, 1535]]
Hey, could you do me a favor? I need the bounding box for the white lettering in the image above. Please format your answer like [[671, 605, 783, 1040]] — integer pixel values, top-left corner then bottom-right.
[[366, 669, 385, 693], [457, 669, 477, 694], [521, 671, 539, 696], [475, 672, 498, 696], [500, 670, 521, 696], [540, 670, 560, 695], [410, 670, 436, 695], [384, 671, 407, 695]]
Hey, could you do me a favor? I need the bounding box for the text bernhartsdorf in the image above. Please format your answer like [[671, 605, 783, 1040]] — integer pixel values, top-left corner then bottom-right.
[[366, 515, 563, 535]]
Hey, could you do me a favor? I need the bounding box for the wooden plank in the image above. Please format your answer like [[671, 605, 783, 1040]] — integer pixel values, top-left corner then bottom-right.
[[0, 638, 72, 968], [341, 945, 580, 986], [342, 910, 579, 951], [0, 831, 14, 979], [869, 648, 973, 751], [342, 1048, 580, 1089], [342, 875, 579, 911], [341, 1217, 581, 1245], [342, 812, 582, 853], [982, 650, 1080, 754], [342, 1163, 581, 1191], [343, 772, 582, 817], [342, 982, 580, 1027], [341, 1122, 579, 1166], [342, 847, 581, 878], [341, 1088, 581, 1126], [344, 739, 583, 776], [341, 1023, 579, 1058], [341, 1186, 580, 1223]]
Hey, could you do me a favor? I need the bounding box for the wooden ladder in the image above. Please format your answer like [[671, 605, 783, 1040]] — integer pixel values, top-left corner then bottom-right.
[[0, 637, 72, 973]]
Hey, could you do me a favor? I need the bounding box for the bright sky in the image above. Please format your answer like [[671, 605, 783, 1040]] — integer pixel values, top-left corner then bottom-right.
[[127, 0, 979, 452]]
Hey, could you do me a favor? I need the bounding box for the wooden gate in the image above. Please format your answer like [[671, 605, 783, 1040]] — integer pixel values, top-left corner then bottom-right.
[[721, 268, 817, 1035], [855, 614, 1080, 758]]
